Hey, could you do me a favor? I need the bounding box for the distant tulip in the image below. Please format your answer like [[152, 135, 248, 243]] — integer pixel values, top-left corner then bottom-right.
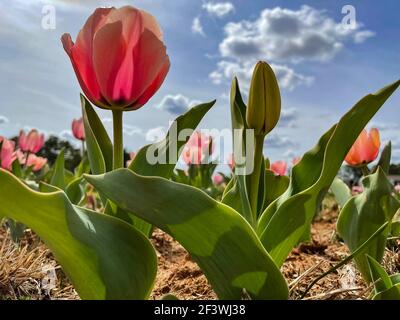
[[292, 157, 301, 166], [352, 185, 363, 195], [62, 6, 170, 111], [72, 118, 85, 141], [182, 132, 213, 165], [270, 161, 287, 176], [345, 128, 380, 166], [213, 174, 224, 186], [126, 152, 136, 167], [227, 153, 235, 170], [0, 137, 17, 171], [395, 184, 400, 193], [26, 154, 47, 172], [19, 129, 45, 153]]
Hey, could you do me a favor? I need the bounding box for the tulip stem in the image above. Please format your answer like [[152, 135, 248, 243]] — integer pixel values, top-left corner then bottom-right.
[[249, 134, 265, 221], [112, 110, 124, 170]]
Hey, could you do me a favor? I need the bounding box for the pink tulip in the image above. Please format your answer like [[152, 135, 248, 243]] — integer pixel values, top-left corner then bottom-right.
[[19, 129, 45, 153], [345, 128, 380, 166], [72, 118, 85, 141], [213, 174, 224, 186], [351, 185, 363, 195], [182, 132, 213, 165], [395, 184, 400, 193], [16, 149, 26, 165], [228, 153, 235, 170], [270, 161, 287, 176], [0, 137, 17, 171], [26, 154, 48, 172], [126, 152, 136, 167], [61, 6, 170, 111]]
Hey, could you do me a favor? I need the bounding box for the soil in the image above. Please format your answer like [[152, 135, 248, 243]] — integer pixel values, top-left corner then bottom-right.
[[1, 206, 399, 300]]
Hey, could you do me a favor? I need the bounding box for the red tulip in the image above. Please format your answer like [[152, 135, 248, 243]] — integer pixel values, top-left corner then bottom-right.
[[19, 129, 45, 153], [62, 6, 170, 111], [213, 174, 224, 186], [270, 161, 287, 176], [0, 137, 17, 171], [345, 128, 380, 166], [72, 118, 85, 141], [182, 132, 213, 165]]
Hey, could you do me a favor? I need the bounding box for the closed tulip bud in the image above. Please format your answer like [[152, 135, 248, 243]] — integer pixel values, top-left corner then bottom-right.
[[72, 118, 85, 141], [247, 61, 281, 136]]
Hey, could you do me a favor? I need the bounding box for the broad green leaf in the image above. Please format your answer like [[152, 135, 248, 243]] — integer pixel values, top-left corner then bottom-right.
[[373, 284, 400, 300], [75, 155, 91, 177], [81, 95, 113, 174], [86, 169, 289, 300], [124, 101, 215, 236], [66, 178, 85, 205], [257, 80, 400, 267], [337, 169, 399, 281], [0, 168, 157, 300], [263, 170, 289, 211], [391, 220, 400, 237], [129, 101, 215, 178], [330, 177, 352, 208], [366, 255, 392, 293], [50, 148, 66, 189]]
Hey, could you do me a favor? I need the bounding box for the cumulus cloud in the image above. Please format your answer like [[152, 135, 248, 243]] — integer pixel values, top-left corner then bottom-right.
[[0, 115, 9, 124], [209, 60, 313, 90], [202, 2, 235, 18], [157, 94, 201, 115], [279, 108, 298, 127], [145, 126, 166, 143], [192, 17, 205, 36], [219, 5, 374, 63]]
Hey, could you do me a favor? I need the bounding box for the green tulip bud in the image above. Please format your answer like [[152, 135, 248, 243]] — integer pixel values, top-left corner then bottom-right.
[[246, 61, 281, 135]]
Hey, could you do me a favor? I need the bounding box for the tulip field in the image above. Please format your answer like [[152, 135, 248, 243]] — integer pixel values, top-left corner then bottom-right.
[[1, 4, 400, 302]]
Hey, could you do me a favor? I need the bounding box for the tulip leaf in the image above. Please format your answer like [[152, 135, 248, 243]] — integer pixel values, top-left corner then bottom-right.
[[374, 141, 391, 174], [66, 177, 85, 205], [366, 255, 393, 293], [258, 80, 400, 267], [123, 100, 215, 236], [50, 148, 66, 189], [330, 177, 352, 208], [81, 95, 113, 174], [86, 169, 289, 300], [337, 169, 399, 281], [0, 168, 157, 300], [263, 169, 289, 211]]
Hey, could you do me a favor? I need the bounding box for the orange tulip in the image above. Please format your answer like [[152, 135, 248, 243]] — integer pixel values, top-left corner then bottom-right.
[[62, 6, 170, 111], [345, 128, 380, 166]]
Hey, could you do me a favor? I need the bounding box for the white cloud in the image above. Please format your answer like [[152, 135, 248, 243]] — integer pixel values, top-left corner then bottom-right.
[[192, 17, 205, 36], [265, 133, 298, 149], [209, 60, 313, 91], [157, 94, 201, 115], [0, 115, 9, 124], [219, 5, 374, 63], [202, 2, 235, 18]]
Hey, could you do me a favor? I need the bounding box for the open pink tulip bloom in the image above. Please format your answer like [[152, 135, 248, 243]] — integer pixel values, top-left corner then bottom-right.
[[182, 132, 213, 165], [270, 161, 287, 176], [62, 6, 170, 111], [345, 128, 380, 166], [0, 137, 17, 171], [72, 118, 85, 141], [213, 174, 224, 186], [19, 129, 45, 154]]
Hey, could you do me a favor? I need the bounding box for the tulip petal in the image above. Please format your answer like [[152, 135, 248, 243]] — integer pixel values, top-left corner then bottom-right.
[[93, 21, 127, 105], [140, 10, 163, 40]]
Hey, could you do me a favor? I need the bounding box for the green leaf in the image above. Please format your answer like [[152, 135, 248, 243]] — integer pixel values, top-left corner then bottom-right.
[[129, 101, 215, 178], [66, 177, 85, 205], [258, 80, 400, 267], [373, 284, 400, 300], [50, 148, 66, 190], [366, 255, 392, 294], [330, 177, 352, 208], [86, 169, 289, 300], [0, 168, 157, 300], [337, 168, 399, 281], [263, 169, 289, 211], [81, 95, 113, 174], [124, 100, 215, 236], [374, 141, 391, 174]]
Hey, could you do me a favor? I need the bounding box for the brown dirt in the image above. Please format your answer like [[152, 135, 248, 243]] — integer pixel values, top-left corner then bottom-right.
[[1, 208, 399, 300]]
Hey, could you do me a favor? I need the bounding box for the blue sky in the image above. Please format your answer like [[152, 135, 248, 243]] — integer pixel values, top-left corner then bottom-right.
[[0, 0, 399, 166]]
